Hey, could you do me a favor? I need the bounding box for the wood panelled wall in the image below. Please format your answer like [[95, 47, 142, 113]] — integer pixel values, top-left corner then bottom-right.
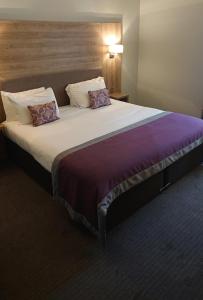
[[0, 20, 122, 92]]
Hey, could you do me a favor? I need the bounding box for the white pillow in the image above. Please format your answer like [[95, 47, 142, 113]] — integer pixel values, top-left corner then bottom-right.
[[9, 87, 60, 125], [1, 87, 45, 121], [66, 77, 106, 108]]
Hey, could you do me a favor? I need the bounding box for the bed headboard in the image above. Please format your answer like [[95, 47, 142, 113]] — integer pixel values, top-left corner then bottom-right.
[[0, 20, 122, 123], [0, 68, 102, 122]]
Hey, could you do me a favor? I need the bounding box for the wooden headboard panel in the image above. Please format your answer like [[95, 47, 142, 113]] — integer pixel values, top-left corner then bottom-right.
[[0, 20, 122, 122], [0, 20, 121, 88]]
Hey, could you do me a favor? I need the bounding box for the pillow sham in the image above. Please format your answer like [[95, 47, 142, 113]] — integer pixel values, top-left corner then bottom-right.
[[1, 87, 45, 121], [28, 101, 59, 127], [88, 88, 111, 109], [9, 87, 59, 124], [66, 77, 106, 108]]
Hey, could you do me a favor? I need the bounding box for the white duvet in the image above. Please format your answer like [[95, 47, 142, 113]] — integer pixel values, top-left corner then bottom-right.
[[4, 100, 163, 172]]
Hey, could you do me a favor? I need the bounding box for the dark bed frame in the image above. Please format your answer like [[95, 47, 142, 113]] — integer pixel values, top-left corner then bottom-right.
[[5, 127, 203, 242], [1, 69, 203, 244]]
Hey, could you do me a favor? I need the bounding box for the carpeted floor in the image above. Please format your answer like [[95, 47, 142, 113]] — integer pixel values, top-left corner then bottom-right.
[[0, 162, 203, 300]]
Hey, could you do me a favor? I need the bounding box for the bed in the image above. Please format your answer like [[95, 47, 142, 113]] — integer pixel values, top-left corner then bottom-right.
[[1, 69, 203, 244]]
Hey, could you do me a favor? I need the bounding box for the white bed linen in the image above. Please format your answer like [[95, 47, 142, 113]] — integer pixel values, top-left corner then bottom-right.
[[4, 100, 163, 172]]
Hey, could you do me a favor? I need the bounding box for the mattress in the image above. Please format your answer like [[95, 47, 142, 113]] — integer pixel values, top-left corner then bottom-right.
[[4, 99, 163, 172]]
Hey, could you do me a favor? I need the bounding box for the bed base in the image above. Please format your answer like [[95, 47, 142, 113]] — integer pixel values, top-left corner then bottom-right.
[[107, 144, 203, 230], [6, 137, 203, 244], [6, 137, 52, 194]]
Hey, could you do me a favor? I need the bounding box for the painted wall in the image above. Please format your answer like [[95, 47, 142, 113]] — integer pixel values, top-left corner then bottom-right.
[[137, 0, 203, 117], [0, 0, 140, 101]]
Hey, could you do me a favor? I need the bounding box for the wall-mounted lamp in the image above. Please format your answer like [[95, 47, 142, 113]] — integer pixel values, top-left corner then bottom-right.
[[108, 44, 123, 59]]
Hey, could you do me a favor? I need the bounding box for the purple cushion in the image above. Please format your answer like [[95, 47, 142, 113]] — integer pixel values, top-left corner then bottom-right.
[[88, 88, 111, 109], [28, 101, 59, 127]]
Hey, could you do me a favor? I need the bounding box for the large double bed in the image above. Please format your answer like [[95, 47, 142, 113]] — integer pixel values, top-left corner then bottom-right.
[[1, 69, 203, 244]]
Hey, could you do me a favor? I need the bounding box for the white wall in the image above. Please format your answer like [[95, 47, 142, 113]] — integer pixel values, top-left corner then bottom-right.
[[137, 0, 203, 117], [0, 0, 140, 101]]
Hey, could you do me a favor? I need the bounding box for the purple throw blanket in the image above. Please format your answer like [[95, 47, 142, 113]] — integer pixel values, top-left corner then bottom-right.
[[52, 112, 203, 235]]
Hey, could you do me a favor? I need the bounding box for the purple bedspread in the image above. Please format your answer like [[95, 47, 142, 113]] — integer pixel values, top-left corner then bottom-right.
[[53, 113, 203, 234]]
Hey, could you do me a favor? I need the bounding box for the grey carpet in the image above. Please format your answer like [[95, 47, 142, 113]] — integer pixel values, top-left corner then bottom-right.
[[0, 162, 203, 300]]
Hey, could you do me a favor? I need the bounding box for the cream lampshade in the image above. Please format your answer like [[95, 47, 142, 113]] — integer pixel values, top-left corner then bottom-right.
[[108, 44, 124, 58]]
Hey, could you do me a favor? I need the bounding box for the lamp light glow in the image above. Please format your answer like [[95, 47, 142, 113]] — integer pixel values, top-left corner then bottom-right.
[[104, 35, 118, 45]]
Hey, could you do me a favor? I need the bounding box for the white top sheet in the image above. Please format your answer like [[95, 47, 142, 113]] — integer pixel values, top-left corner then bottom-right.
[[4, 100, 163, 172]]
